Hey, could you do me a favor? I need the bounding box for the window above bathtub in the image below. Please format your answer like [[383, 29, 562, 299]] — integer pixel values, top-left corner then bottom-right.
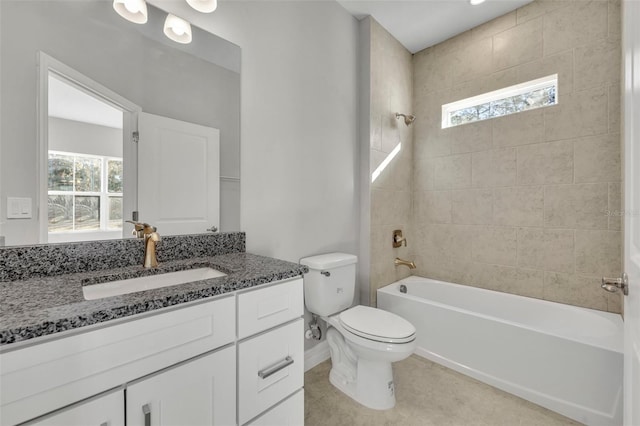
[[441, 74, 558, 129]]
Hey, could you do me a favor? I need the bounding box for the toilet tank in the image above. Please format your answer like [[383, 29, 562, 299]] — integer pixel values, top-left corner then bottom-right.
[[300, 253, 357, 317]]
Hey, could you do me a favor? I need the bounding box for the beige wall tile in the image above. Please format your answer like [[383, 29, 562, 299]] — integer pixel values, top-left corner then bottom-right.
[[414, 156, 437, 191], [544, 183, 609, 229], [575, 229, 622, 276], [413, 49, 454, 95], [607, 291, 622, 314], [472, 226, 517, 266], [608, 0, 621, 38], [574, 39, 621, 91], [544, 87, 608, 141], [452, 38, 493, 85], [516, 0, 570, 24], [474, 264, 545, 299], [451, 189, 493, 225], [516, 140, 573, 185], [515, 268, 546, 298], [371, 188, 411, 226], [472, 148, 517, 188], [370, 113, 382, 150], [415, 224, 474, 260], [609, 83, 621, 134], [517, 228, 574, 273], [434, 154, 472, 189], [448, 120, 493, 154], [608, 183, 622, 230], [494, 186, 544, 227], [478, 68, 520, 94], [574, 133, 621, 183], [493, 110, 544, 147], [472, 11, 517, 41], [543, 1, 608, 56], [493, 17, 543, 71], [543, 272, 607, 310], [415, 190, 451, 224]]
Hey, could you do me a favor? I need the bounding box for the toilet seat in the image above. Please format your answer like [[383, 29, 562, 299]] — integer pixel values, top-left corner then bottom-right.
[[338, 306, 416, 344]]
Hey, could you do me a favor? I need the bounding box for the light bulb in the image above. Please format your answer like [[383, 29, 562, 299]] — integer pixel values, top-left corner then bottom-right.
[[123, 0, 140, 13], [186, 0, 218, 13], [470, 0, 486, 5], [113, 0, 148, 24], [164, 14, 192, 44]]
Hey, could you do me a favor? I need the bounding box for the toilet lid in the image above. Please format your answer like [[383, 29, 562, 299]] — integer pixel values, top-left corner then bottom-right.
[[339, 306, 416, 344]]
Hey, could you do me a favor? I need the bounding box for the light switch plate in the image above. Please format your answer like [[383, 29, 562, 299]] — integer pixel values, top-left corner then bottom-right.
[[7, 197, 32, 219]]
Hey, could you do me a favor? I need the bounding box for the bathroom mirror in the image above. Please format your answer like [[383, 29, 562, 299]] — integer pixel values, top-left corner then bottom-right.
[[0, 0, 241, 247]]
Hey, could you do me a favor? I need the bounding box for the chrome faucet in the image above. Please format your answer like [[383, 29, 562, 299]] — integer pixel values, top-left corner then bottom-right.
[[127, 221, 161, 268], [394, 257, 416, 269]]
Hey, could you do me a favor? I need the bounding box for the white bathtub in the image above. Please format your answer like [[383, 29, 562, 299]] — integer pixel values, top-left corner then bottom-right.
[[377, 276, 623, 426]]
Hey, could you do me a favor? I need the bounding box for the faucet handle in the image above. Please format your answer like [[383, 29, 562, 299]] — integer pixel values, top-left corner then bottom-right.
[[126, 220, 157, 237]]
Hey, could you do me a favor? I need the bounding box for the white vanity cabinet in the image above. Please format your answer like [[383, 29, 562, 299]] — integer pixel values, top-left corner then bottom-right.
[[0, 276, 304, 426]]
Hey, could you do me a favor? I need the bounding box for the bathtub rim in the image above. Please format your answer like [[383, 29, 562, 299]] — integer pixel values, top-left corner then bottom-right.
[[378, 276, 623, 354]]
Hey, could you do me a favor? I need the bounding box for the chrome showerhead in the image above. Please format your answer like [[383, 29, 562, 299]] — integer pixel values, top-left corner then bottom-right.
[[395, 112, 416, 126]]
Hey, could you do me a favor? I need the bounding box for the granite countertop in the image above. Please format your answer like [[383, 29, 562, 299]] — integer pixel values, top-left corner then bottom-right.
[[0, 253, 308, 346]]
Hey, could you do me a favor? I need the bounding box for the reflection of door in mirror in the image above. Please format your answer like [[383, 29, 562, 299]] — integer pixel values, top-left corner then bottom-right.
[[39, 53, 141, 243]]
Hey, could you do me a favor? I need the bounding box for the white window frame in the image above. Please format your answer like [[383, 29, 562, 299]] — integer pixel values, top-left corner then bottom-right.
[[441, 74, 558, 129], [47, 151, 123, 242]]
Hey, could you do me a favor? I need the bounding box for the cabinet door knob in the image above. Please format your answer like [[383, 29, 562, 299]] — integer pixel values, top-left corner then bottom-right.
[[258, 356, 294, 379], [142, 404, 151, 426]]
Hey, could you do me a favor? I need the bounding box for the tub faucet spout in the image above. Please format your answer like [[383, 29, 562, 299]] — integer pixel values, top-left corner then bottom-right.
[[394, 257, 416, 269]]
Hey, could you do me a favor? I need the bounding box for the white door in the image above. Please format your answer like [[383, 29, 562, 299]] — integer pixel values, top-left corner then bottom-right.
[[138, 112, 220, 236], [623, 0, 640, 424], [126, 347, 235, 426], [29, 390, 124, 426]]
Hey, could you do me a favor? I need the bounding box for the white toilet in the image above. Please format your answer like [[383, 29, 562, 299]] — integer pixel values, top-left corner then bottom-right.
[[300, 253, 416, 410]]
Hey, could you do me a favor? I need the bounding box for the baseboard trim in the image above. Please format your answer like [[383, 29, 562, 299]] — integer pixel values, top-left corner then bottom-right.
[[304, 340, 330, 372]]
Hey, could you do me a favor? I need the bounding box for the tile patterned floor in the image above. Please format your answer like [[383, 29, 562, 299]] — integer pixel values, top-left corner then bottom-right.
[[304, 355, 582, 426]]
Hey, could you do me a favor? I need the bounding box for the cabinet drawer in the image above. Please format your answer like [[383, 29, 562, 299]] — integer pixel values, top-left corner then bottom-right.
[[246, 389, 304, 426], [27, 389, 124, 426], [238, 319, 304, 425], [1, 296, 235, 426], [238, 278, 303, 339]]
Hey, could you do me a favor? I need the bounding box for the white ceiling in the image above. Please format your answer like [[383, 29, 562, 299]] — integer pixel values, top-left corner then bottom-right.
[[337, 0, 533, 53], [48, 76, 123, 129]]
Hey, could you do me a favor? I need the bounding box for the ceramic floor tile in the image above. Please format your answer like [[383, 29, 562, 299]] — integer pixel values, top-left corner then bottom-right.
[[304, 355, 581, 426]]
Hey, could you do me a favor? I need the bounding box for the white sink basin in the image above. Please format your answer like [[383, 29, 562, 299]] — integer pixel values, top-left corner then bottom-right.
[[83, 267, 227, 300]]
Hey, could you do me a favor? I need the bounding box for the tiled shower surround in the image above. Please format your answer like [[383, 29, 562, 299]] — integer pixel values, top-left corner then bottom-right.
[[369, 0, 622, 313]]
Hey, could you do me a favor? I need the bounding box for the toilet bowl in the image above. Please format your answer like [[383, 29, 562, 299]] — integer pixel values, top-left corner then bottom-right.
[[300, 253, 416, 410]]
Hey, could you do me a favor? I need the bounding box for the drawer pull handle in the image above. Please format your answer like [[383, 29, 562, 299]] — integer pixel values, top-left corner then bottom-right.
[[258, 356, 294, 379], [142, 404, 151, 426]]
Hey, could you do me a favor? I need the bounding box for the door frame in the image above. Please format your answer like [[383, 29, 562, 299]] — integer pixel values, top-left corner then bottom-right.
[[37, 52, 141, 243]]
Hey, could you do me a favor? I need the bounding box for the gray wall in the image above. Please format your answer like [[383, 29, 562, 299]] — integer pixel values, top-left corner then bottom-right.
[[412, 0, 622, 313], [154, 0, 361, 351], [49, 118, 122, 158], [0, 1, 240, 245]]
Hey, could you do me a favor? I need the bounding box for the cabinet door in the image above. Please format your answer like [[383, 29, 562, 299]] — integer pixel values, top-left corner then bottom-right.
[[126, 346, 235, 426], [28, 389, 123, 426]]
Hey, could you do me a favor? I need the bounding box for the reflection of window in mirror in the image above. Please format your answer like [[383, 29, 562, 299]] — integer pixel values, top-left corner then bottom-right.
[[47, 74, 124, 243]]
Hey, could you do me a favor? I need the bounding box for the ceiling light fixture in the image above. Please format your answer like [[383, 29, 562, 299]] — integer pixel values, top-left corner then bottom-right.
[[164, 14, 193, 44], [186, 0, 218, 13], [112, 0, 148, 24], [470, 0, 486, 4]]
